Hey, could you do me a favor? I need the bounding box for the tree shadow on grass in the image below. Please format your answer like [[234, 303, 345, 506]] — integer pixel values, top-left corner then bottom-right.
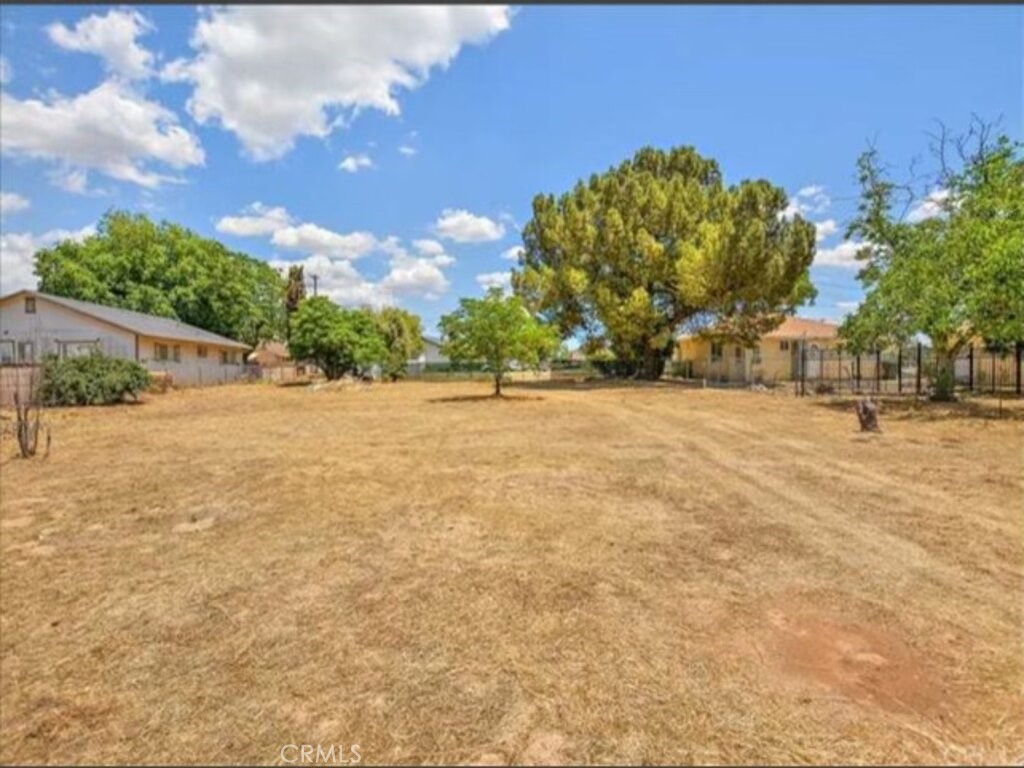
[[810, 395, 1024, 423], [510, 376, 701, 394], [427, 393, 544, 404]]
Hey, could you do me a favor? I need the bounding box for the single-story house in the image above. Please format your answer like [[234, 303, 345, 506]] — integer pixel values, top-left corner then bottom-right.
[[674, 317, 845, 384], [407, 335, 449, 374], [0, 290, 250, 387]]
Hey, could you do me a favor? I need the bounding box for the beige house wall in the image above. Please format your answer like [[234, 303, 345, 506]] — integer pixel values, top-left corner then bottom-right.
[[674, 335, 850, 383]]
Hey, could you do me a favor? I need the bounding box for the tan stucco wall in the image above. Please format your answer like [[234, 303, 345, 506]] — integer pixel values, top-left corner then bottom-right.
[[674, 335, 847, 383]]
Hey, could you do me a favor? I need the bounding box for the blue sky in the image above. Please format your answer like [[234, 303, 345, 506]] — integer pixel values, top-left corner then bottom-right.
[[1, 5, 1021, 336]]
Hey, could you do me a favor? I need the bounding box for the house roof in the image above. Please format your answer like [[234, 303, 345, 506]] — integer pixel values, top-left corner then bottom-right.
[[247, 340, 290, 364], [1, 290, 250, 350], [762, 317, 839, 339], [679, 316, 839, 342]]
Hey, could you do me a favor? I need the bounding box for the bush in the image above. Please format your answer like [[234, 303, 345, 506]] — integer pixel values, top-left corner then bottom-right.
[[39, 353, 151, 406]]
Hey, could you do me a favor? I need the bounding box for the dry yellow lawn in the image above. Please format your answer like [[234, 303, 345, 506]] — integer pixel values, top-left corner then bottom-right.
[[1, 380, 1022, 765]]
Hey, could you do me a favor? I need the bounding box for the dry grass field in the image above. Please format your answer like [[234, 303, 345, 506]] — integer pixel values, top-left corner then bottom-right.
[[1, 380, 1022, 765]]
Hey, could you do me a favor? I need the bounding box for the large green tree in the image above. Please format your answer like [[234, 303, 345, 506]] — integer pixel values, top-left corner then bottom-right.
[[514, 146, 817, 379], [34, 210, 286, 346], [289, 297, 386, 380], [375, 307, 425, 381], [840, 127, 1023, 400], [440, 288, 559, 396]]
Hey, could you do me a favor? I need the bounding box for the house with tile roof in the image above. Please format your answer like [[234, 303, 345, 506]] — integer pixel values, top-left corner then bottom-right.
[[0, 290, 250, 388], [673, 316, 845, 384]]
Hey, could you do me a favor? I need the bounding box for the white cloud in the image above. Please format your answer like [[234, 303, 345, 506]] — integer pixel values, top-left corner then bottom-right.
[[413, 238, 445, 257], [476, 270, 512, 291], [381, 256, 449, 299], [164, 6, 511, 160], [398, 145, 417, 156], [0, 56, 11, 85], [814, 240, 866, 269], [269, 253, 392, 309], [836, 300, 861, 311], [0, 225, 95, 293], [268, 237, 454, 308], [339, 153, 373, 173], [47, 9, 154, 80], [906, 188, 950, 223], [501, 245, 524, 261], [782, 184, 832, 220], [272, 223, 379, 260], [0, 81, 204, 188], [434, 208, 505, 243], [814, 219, 838, 242], [49, 168, 92, 195], [216, 202, 294, 237], [0, 192, 30, 215]]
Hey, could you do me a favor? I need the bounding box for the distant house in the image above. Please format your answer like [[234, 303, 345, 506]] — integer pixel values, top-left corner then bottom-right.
[[674, 317, 842, 383], [247, 340, 318, 382], [407, 335, 449, 374], [0, 290, 250, 386]]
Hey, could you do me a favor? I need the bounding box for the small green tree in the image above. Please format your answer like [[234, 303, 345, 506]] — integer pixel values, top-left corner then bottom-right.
[[840, 123, 1023, 400], [375, 307, 425, 381], [440, 288, 559, 396], [288, 297, 386, 380]]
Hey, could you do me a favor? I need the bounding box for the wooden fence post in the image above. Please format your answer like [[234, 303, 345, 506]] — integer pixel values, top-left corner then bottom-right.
[[968, 344, 974, 391], [875, 348, 881, 393], [897, 346, 903, 394]]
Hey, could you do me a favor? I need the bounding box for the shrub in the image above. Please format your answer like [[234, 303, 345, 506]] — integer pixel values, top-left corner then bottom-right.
[[39, 353, 151, 406]]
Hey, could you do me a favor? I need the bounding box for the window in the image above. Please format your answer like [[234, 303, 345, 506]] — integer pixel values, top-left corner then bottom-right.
[[17, 341, 34, 363], [60, 340, 99, 359], [752, 345, 762, 364], [172, 345, 181, 363], [710, 341, 723, 362], [220, 349, 229, 365], [780, 340, 790, 351], [197, 345, 208, 359], [0, 340, 14, 364], [24, 297, 36, 314], [734, 345, 743, 360], [154, 343, 170, 362]]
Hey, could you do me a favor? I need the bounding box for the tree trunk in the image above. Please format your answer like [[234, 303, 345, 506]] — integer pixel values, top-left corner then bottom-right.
[[855, 398, 880, 432], [931, 349, 956, 401], [636, 340, 670, 380], [494, 372, 503, 397]]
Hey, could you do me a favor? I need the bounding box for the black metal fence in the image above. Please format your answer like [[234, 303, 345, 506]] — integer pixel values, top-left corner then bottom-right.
[[794, 342, 1023, 397]]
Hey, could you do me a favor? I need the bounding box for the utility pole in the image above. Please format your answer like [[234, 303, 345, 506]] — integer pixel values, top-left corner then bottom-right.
[[311, 273, 319, 297]]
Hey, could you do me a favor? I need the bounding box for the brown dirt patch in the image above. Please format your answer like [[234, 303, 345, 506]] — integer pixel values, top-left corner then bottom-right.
[[764, 606, 945, 717]]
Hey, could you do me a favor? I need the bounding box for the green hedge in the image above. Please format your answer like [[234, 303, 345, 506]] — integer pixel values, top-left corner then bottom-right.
[[39, 353, 151, 406]]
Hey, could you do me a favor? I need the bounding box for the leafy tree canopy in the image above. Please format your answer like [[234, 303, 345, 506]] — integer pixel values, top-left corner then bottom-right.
[[440, 288, 559, 396], [289, 297, 386, 381], [514, 146, 817, 378], [839, 123, 1023, 399], [34, 210, 286, 346], [375, 307, 425, 381]]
